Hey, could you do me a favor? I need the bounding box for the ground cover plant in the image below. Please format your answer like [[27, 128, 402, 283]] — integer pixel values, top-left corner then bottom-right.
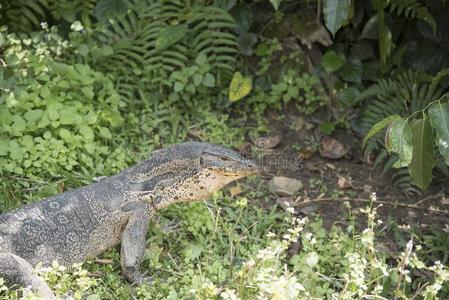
[[1, 0, 449, 299]]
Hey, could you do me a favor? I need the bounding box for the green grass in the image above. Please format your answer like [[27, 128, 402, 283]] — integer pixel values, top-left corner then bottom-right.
[[1, 186, 449, 299]]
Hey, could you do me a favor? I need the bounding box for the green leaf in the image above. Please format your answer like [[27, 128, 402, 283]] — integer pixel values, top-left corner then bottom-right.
[[195, 53, 207, 66], [193, 74, 203, 87], [79, 126, 94, 141], [320, 121, 335, 135], [10, 116, 26, 136], [428, 102, 449, 165], [321, 50, 346, 73], [156, 25, 188, 51], [24, 109, 43, 123], [323, 0, 351, 35], [229, 72, 252, 102], [202, 73, 216, 88], [99, 127, 112, 140], [385, 118, 413, 168], [60, 108, 83, 125], [409, 117, 435, 190], [363, 114, 401, 146], [174, 82, 184, 92], [59, 128, 73, 143]]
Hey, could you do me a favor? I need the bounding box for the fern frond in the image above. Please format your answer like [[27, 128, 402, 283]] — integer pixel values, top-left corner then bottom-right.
[[2, 0, 48, 32], [388, 0, 436, 32]]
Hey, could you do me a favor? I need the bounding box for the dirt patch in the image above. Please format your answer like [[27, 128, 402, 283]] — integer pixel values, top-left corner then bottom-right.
[[250, 109, 449, 231]]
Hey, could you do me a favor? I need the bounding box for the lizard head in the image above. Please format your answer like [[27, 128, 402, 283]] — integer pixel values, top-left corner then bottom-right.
[[129, 142, 261, 209], [199, 144, 260, 178]]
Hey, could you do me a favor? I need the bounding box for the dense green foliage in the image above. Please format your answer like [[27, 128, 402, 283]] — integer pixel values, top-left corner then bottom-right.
[[1, 0, 449, 299]]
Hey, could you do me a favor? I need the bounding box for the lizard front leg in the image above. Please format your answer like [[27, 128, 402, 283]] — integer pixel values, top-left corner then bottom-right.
[[0, 252, 56, 299], [120, 210, 151, 285]]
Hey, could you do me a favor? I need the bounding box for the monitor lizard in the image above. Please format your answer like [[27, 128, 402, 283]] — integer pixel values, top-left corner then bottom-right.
[[0, 142, 260, 298]]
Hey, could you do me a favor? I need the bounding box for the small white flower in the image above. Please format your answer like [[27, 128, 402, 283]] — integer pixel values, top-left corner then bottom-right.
[[71, 21, 84, 32], [220, 288, 240, 300], [305, 252, 319, 267]]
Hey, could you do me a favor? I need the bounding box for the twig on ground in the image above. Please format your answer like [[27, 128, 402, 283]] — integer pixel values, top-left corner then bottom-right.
[[414, 192, 443, 206]]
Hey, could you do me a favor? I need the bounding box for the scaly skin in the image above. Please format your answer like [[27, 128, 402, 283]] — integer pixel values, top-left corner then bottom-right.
[[0, 142, 259, 298]]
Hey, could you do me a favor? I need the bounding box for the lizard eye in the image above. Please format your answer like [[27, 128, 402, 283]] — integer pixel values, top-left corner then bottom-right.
[[220, 156, 229, 162]]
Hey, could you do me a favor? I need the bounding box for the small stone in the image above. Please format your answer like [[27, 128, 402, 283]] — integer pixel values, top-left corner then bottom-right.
[[268, 176, 303, 196], [337, 176, 352, 189], [319, 137, 349, 159]]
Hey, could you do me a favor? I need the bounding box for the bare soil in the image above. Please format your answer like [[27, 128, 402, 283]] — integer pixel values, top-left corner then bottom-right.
[[249, 109, 449, 233]]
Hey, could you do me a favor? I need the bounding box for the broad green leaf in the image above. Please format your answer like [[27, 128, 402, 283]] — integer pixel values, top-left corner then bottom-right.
[[174, 82, 184, 92], [323, 0, 351, 35], [409, 117, 435, 190], [428, 102, 449, 165], [193, 74, 203, 87], [24, 109, 43, 123], [202, 73, 216, 88], [364, 114, 401, 146], [156, 25, 187, 51], [229, 72, 252, 102], [10, 115, 26, 136], [0, 138, 9, 156], [79, 126, 94, 141], [59, 128, 73, 143], [321, 50, 346, 73], [385, 118, 413, 168], [99, 127, 112, 140], [195, 53, 207, 66], [0, 105, 12, 124], [60, 108, 82, 125]]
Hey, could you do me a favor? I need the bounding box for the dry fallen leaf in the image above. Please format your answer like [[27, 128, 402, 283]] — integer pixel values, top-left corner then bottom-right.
[[319, 137, 349, 159]]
